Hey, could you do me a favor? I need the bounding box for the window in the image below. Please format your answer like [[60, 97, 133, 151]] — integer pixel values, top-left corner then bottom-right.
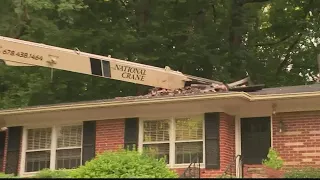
[[25, 128, 51, 172], [140, 115, 204, 167], [23, 125, 82, 173], [175, 118, 203, 164], [142, 120, 170, 163], [56, 125, 82, 169]]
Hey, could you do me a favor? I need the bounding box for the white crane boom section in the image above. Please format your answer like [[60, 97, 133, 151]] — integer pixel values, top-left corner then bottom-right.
[[0, 36, 193, 89]]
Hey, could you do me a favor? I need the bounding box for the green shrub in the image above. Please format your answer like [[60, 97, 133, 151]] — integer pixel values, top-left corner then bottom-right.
[[219, 174, 236, 178], [69, 149, 178, 178], [262, 148, 283, 170], [0, 173, 17, 178], [285, 167, 320, 178], [33, 168, 73, 178]]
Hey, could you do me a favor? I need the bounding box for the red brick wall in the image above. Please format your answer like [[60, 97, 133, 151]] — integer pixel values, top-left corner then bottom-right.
[[6, 110, 320, 175], [95, 119, 125, 154], [273, 111, 320, 168], [1, 130, 7, 172], [219, 113, 236, 171], [1, 114, 235, 176], [0, 120, 125, 175], [2, 129, 23, 174], [94, 114, 235, 178]]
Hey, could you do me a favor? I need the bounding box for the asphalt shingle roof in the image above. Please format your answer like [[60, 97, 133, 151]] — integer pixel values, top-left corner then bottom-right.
[[249, 83, 320, 95], [1, 83, 320, 111]]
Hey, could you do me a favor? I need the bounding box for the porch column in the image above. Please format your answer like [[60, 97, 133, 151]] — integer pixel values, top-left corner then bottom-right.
[[235, 116, 242, 178]]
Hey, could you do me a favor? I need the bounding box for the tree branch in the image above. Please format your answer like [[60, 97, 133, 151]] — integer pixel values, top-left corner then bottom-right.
[[275, 0, 314, 76], [243, 0, 270, 4], [119, 0, 127, 9], [275, 33, 303, 75], [254, 34, 293, 47], [11, 0, 31, 39], [15, 4, 31, 39], [210, 1, 217, 22]]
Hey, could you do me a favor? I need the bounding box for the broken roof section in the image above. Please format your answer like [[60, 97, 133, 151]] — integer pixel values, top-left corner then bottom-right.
[[116, 77, 264, 99], [1, 83, 320, 115], [113, 83, 320, 101], [1, 75, 320, 112]]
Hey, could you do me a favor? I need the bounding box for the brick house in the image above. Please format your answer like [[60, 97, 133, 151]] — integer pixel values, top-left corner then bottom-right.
[[1, 84, 320, 178]]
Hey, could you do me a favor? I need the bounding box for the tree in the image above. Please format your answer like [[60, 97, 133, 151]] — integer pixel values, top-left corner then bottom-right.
[[1, 0, 319, 109]]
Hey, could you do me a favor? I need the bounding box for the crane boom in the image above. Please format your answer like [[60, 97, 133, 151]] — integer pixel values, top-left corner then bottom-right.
[[0, 36, 197, 90]]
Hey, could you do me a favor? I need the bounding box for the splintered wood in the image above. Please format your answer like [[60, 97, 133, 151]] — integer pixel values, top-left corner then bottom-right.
[[145, 77, 251, 97], [147, 83, 228, 97], [114, 77, 254, 100]]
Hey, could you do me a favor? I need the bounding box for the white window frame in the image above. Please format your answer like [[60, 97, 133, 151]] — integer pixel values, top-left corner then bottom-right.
[[138, 115, 205, 168], [20, 123, 83, 176]]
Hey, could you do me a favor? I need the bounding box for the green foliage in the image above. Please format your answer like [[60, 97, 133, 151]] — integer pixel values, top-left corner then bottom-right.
[[0, 173, 17, 178], [1, 0, 320, 109], [33, 168, 73, 178], [262, 148, 284, 170], [284, 167, 320, 178], [219, 174, 236, 178], [69, 149, 178, 178]]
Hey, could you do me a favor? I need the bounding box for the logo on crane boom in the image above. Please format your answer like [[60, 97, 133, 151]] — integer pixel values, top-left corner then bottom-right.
[[114, 64, 146, 81]]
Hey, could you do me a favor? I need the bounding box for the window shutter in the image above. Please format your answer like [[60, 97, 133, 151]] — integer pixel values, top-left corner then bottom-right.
[[82, 121, 96, 165], [124, 118, 139, 150], [0, 131, 5, 172], [5, 126, 22, 175], [205, 113, 220, 169]]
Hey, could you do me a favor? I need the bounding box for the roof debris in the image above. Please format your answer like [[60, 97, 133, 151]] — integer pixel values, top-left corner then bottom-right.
[[113, 84, 227, 100], [147, 83, 228, 97], [114, 77, 265, 100]]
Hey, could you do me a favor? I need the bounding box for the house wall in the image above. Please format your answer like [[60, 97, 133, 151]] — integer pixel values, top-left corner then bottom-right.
[[200, 113, 235, 178], [1, 130, 7, 172], [2, 112, 235, 178], [2, 129, 23, 175], [95, 119, 125, 154], [273, 111, 320, 168], [243, 111, 320, 178], [95, 113, 235, 178]]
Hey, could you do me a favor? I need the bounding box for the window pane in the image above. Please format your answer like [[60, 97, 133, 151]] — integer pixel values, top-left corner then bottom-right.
[[27, 128, 52, 150], [57, 125, 82, 148], [56, 148, 81, 169], [175, 142, 203, 164], [175, 117, 203, 141], [143, 120, 169, 142], [25, 151, 50, 172], [143, 144, 169, 163]]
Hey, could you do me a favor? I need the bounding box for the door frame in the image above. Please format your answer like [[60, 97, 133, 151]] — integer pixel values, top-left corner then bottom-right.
[[235, 114, 273, 177], [241, 116, 271, 164]]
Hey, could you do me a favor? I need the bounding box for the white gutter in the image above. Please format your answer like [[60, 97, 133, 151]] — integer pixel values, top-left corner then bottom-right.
[[1, 91, 320, 116]]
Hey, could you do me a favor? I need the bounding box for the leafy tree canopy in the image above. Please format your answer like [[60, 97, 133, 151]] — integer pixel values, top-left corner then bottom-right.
[[1, 0, 319, 109]]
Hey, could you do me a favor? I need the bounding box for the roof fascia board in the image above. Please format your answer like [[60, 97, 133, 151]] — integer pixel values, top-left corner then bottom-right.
[[2, 91, 320, 116], [0, 92, 249, 115]]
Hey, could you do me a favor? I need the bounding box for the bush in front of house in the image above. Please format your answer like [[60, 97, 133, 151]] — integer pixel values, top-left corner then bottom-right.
[[284, 167, 320, 178], [219, 174, 236, 178], [0, 173, 17, 178], [69, 149, 178, 178], [33, 168, 73, 178], [262, 148, 284, 170]]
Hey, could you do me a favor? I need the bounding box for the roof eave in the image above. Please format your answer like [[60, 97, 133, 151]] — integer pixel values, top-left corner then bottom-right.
[[0, 92, 249, 116], [1, 91, 320, 116]]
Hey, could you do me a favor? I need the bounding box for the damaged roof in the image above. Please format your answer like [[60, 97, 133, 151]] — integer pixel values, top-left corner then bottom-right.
[[1, 83, 320, 113], [113, 83, 320, 100]]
